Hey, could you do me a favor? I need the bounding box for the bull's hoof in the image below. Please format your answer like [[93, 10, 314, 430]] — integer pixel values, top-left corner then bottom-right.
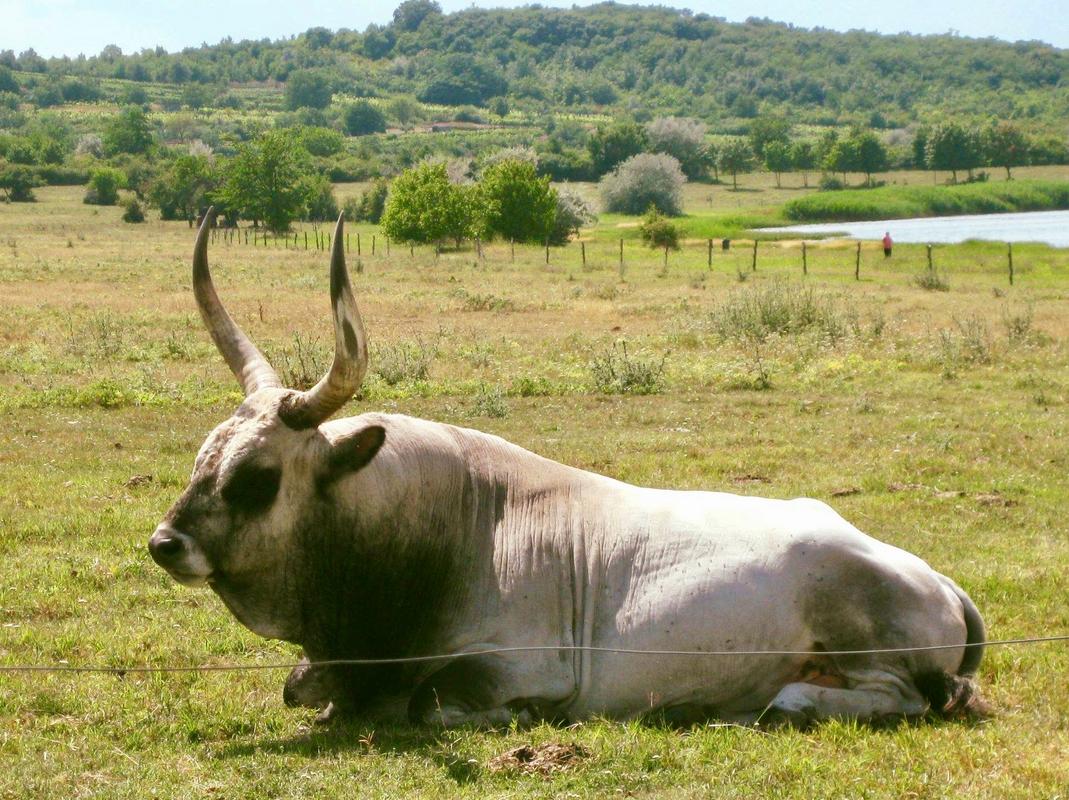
[[283, 658, 335, 710]]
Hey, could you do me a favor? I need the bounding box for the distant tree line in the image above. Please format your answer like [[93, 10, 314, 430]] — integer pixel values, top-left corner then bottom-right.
[[1, 1, 1067, 127]]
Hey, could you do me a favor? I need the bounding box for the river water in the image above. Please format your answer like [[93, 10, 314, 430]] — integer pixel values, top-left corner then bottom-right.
[[759, 209, 1069, 247]]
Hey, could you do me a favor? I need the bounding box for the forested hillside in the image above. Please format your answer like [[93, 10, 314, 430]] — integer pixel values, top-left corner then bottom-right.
[[4, 1, 1068, 129]]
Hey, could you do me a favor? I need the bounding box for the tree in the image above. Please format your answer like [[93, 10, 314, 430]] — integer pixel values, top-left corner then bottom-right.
[[343, 179, 389, 223], [284, 70, 333, 111], [984, 121, 1029, 179], [852, 130, 889, 186], [302, 174, 339, 222], [599, 153, 686, 215], [748, 116, 791, 160], [588, 120, 648, 176], [717, 138, 754, 190], [762, 140, 792, 188], [149, 153, 215, 221], [477, 159, 557, 243], [645, 117, 712, 180], [84, 167, 124, 205], [392, 0, 442, 31], [218, 130, 311, 232], [0, 66, 18, 94], [925, 122, 982, 183], [417, 53, 507, 106], [387, 95, 422, 128], [822, 137, 860, 181], [911, 127, 930, 169], [0, 163, 40, 201], [103, 106, 153, 156], [344, 100, 387, 136], [181, 83, 212, 110], [380, 162, 473, 246], [790, 140, 816, 187]]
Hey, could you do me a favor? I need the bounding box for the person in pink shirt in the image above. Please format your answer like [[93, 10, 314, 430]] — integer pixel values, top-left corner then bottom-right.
[[882, 231, 893, 258]]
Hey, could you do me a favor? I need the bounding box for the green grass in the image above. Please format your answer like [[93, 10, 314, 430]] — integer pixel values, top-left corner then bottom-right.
[[783, 179, 1069, 222], [1, 186, 1069, 797]]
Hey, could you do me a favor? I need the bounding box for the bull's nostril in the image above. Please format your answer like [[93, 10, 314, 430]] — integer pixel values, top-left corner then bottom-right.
[[150, 533, 184, 562], [157, 537, 183, 556]]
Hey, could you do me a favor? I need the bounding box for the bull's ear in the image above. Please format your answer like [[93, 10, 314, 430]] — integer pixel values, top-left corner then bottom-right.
[[321, 425, 385, 485]]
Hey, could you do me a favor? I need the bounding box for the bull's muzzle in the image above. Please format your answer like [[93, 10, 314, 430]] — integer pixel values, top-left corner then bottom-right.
[[149, 525, 213, 586]]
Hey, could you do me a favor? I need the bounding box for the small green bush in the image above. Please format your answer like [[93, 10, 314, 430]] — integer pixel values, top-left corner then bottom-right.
[[121, 197, 145, 223], [83, 167, 124, 205]]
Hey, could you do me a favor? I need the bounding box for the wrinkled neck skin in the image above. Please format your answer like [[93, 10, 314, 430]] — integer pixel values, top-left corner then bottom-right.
[[241, 414, 498, 703]]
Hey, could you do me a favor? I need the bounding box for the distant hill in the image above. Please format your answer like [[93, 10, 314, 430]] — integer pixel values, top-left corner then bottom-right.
[[4, 2, 1068, 130]]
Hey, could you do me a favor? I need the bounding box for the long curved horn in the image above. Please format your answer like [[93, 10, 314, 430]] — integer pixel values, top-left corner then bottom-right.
[[279, 214, 369, 429], [192, 208, 281, 395]]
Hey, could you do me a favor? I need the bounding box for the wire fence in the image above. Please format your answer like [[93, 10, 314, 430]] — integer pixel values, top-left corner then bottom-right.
[[208, 225, 1034, 288], [2, 635, 1067, 676]]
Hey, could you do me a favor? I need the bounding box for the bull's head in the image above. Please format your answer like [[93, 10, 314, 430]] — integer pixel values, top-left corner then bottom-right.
[[148, 212, 385, 640]]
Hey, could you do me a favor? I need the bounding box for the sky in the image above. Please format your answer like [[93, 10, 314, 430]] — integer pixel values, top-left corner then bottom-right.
[[1, 0, 1066, 59]]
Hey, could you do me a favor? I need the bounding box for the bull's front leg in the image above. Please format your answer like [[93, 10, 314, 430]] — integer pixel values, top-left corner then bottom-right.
[[283, 657, 346, 723], [407, 651, 573, 728]]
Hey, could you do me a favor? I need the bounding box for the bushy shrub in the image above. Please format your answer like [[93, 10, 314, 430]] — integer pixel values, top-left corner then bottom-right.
[[121, 197, 145, 222], [639, 206, 681, 250], [599, 153, 685, 216], [549, 186, 596, 245], [344, 100, 387, 136], [75, 133, 103, 158], [83, 167, 124, 205], [300, 126, 344, 157], [645, 117, 711, 179], [0, 163, 40, 201]]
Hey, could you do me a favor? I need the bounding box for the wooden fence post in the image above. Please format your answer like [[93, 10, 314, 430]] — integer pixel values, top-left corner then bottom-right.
[[619, 238, 624, 273], [357, 233, 361, 256], [372, 235, 376, 256], [927, 244, 933, 272], [545, 240, 550, 265], [663, 245, 669, 270], [581, 241, 586, 268], [802, 241, 808, 275], [707, 238, 713, 269], [1008, 243, 1014, 286], [751, 239, 758, 271], [855, 241, 861, 281]]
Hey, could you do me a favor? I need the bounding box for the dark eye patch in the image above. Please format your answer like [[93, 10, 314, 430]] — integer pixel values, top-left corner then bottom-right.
[[221, 462, 281, 514]]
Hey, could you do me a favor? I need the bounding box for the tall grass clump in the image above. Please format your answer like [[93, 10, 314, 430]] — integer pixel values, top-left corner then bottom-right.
[[374, 337, 439, 385], [589, 341, 666, 394], [784, 179, 1069, 222], [709, 282, 847, 343]]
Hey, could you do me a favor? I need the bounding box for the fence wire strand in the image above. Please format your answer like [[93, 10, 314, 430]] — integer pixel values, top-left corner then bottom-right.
[[1, 635, 1067, 675]]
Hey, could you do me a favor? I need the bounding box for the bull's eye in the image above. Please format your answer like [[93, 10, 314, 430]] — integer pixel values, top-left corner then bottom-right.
[[222, 464, 281, 513]]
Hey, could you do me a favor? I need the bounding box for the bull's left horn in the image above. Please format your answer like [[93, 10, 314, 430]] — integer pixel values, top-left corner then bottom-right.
[[193, 207, 282, 396], [279, 214, 369, 429]]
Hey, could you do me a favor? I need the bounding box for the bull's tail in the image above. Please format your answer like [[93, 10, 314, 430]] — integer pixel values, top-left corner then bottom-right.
[[914, 577, 991, 720]]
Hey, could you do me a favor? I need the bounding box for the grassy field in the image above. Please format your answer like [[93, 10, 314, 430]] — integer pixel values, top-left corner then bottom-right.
[[1, 186, 1068, 798]]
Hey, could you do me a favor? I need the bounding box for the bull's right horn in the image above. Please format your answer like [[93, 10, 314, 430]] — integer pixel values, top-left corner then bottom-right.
[[192, 208, 282, 396], [278, 214, 369, 429]]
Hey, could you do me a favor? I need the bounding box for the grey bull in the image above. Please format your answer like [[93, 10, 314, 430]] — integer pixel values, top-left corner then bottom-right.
[[149, 214, 987, 727]]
